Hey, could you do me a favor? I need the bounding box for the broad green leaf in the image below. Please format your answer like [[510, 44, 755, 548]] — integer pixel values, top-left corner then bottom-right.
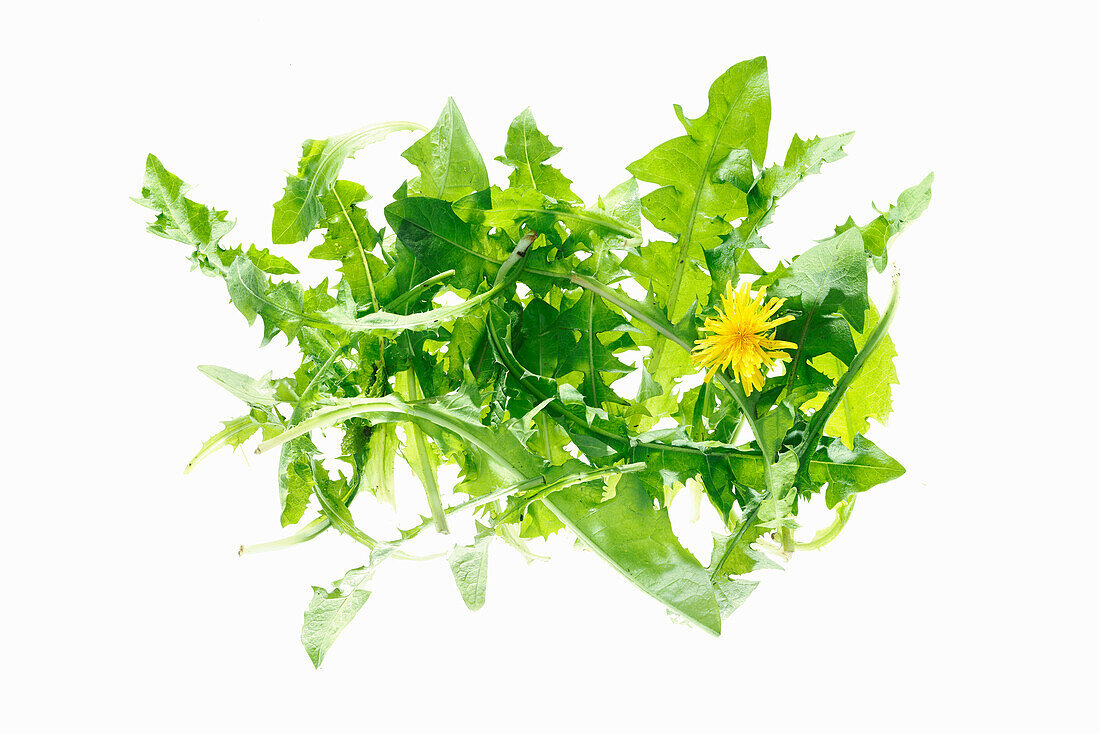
[[721, 130, 854, 257], [703, 236, 764, 304], [772, 226, 869, 332], [598, 177, 642, 239], [802, 303, 899, 448], [402, 99, 489, 202], [816, 435, 905, 508], [568, 274, 699, 422], [758, 451, 799, 531], [486, 305, 629, 459], [622, 239, 711, 323], [628, 432, 721, 500], [675, 58, 771, 166], [226, 257, 311, 345], [519, 497, 567, 539], [301, 546, 395, 668], [496, 108, 579, 202], [272, 121, 424, 244], [775, 312, 857, 371], [544, 474, 723, 636], [541, 292, 636, 408], [448, 534, 492, 611], [384, 196, 501, 292], [514, 298, 571, 384], [279, 437, 320, 527], [756, 403, 796, 458]]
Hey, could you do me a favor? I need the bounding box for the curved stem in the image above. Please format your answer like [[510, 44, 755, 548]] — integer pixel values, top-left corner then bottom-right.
[[380, 269, 455, 313], [491, 462, 646, 526], [792, 498, 855, 551], [239, 516, 329, 555]]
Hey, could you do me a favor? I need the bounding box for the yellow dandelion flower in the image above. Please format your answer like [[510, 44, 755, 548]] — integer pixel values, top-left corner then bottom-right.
[[691, 281, 798, 394]]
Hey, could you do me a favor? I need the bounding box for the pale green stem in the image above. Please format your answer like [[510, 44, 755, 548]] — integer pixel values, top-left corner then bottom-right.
[[792, 498, 856, 551], [491, 462, 646, 526], [239, 516, 329, 555], [405, 368, 448, 534], [382, 269, 456, 313]]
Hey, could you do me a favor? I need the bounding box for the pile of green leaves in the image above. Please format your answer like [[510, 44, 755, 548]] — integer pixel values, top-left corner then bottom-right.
[[138, 57, 931, 667]]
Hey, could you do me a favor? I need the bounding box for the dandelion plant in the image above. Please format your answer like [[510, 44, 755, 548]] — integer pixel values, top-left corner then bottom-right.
[[137, 56, 931, 667]]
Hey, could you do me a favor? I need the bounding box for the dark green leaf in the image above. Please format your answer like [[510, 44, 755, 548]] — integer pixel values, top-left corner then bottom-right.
[[384, 196, 501, 292]]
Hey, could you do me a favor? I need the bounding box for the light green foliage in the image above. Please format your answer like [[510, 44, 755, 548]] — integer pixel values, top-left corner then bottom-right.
[[545, 474, 722, 635], [273, 121, 425, 244], [141, 57, 929, 666], [403, 99, 489, 202], [813, 435, 906, 508], [197, 365, 280, 406], [218, 243, 299, 275], [362, 422, 399, 507], [773, 227, 869, 331], [301, 546, 395, 668], [311, 180, 386, 305], [758, 452, 800, 531], [497, 108, 579, 202], [448, 533, 492, 611], [624, 58, 772, 421], [136, 153, 233, 275], [802, 303, 899, 448], [837, 173, 934, 271]]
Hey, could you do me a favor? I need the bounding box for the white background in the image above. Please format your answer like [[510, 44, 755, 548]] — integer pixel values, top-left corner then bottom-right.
[[3, 1, 1097, 731]]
